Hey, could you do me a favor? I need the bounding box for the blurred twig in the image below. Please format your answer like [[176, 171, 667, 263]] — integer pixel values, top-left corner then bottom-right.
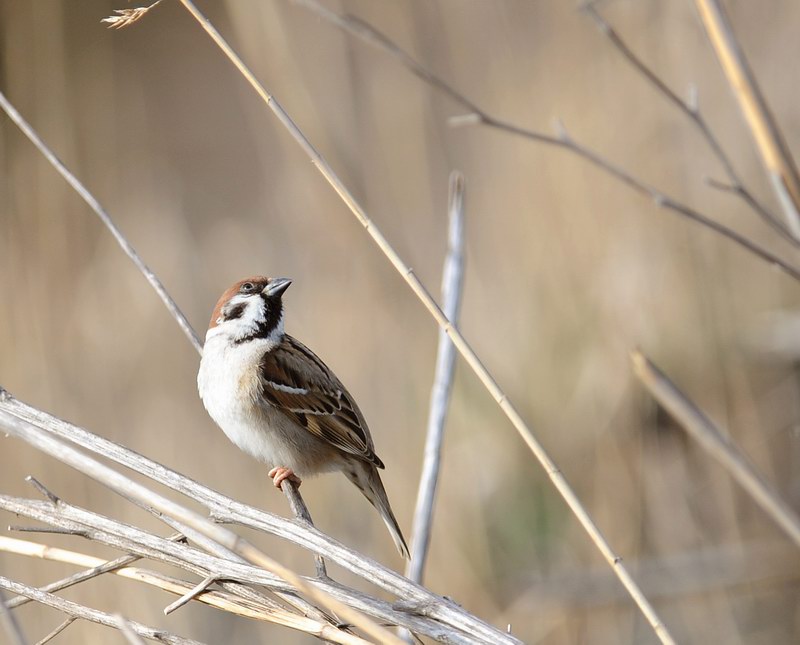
[[169, 3, 674, 642], [0, 90, 203, 355], [631, 350, 800, 548], [0, 576, 201, 645], [581, 2, 797, 246], [0, 409, 404, 645], [695, 0, 800, 239], [0, 589, 26, 645], [0, 390, 518, 645], [34, 617, 76, 645], [406, 172, 465, 586], [293, 0, 800, 284], [522, 539, 799, 606]]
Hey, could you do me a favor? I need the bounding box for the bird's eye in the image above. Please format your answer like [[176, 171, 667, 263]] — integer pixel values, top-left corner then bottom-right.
[[240, 282, 255, 293]]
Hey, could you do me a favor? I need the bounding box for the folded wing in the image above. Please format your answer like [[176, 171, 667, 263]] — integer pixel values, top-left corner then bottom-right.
[[258, 334, 384, 468]]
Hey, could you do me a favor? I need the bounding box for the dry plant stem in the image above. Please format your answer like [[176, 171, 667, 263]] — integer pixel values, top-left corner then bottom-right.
[[0, 392, 516, 645], [34, 617, 76, 645], [0, 497, 481, 645], [0, 90, 203, 355], [175, 2, 674, 642], [6, 551, 141, 609], [0, 588, 26, 645], [295, 0, 800, 284], [631, 351, 800, 548], [0, 411, 404, 645], [116, 614, 147, 645], [695, 0, 800, 238], [407, 171, 465, 585], [0, 537, 369, 645], [0, 502, 472, 645], [582, 2, 795, 245], [280, 480, 327, 578], [0, 576, 202, 645]]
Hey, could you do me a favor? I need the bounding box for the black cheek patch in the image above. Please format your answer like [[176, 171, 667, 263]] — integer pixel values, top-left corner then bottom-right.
[[225, 304, 246, 321]]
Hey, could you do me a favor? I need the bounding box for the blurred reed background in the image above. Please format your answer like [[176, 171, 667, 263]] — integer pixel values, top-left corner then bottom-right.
[[2, 0, 800, 643]]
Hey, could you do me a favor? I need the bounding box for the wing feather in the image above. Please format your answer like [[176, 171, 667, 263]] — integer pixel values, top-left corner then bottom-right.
[[258, 335, 384, 468]]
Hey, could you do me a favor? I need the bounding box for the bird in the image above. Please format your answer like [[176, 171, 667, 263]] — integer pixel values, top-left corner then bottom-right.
[[197, 276, 410, 558]]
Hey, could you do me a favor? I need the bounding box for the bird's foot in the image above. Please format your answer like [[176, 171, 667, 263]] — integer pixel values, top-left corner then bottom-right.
[[268, 466, 302, 489]]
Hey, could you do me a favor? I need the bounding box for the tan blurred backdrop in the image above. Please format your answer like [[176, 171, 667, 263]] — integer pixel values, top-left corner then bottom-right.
[[2, 0, 800, 643]]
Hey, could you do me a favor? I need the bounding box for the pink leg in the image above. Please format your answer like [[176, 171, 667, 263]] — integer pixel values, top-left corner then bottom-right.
[[268, 466, 302, 489]]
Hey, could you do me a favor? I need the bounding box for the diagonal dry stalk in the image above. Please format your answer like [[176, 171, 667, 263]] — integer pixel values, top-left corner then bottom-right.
[[581, 1, 796, 246], [631, 350, 800, 548], [293, 0, 800, 283], [0, 89, 202, 354], [173, 1, 675, 641], [694, 0, 800, 238], [406, 171, 466, 586], [0, 409, 405, 645]]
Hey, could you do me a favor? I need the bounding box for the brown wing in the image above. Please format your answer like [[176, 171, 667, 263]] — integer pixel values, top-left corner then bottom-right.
[[257, 335, 384, 468]]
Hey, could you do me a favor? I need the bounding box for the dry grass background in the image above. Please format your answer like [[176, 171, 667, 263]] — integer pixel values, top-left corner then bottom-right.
[[2, 0, 800, 643]]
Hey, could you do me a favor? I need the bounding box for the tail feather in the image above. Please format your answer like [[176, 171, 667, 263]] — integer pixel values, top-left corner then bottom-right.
[[345, 463, 410, 559]]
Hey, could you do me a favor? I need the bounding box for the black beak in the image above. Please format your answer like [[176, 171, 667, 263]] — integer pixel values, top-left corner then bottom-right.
[[263, 277, 292, 298]]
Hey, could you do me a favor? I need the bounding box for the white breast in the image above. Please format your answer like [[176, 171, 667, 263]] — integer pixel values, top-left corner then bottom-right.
[[197, 333, 337, 476]]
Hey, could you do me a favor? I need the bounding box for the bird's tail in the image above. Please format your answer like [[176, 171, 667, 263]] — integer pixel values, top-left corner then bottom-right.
[[345, 463, 410, 559]]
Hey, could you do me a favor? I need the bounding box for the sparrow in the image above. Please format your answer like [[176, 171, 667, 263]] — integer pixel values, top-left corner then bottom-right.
[[197, 276, 410, 558]]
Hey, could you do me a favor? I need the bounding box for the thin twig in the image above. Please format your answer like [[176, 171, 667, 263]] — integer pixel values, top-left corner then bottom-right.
[[115, 614, 147, 645], [631, 350, 800, 548], [406, 172, 466, 585], [280, 481, 327, 578], [173, 3, 675, 642], [0, 90, 203, 354], [581, 2, 795, 245], [163, 574, 220, 616], [295, 0, 800, 283], [0, 589, 26, 645], [33, 617, 76, 645], [0, 536, 369, 645], [0, 389, 515, 645], [0, 576, 203, 645], [5, 531, 184, 610], [7, 552, 141, 610], [694, 0, 800, 238], [0, 410, 405, 645]]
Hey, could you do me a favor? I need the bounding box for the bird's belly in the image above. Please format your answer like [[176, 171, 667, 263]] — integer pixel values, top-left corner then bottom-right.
[[218, 405, 335, 476]]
